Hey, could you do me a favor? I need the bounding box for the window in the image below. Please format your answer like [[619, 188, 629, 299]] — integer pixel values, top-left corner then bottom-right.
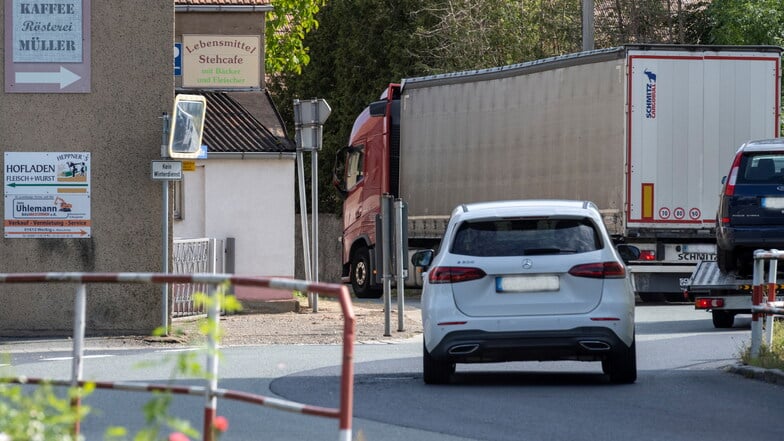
[[738, 153, 784, 183], [451, 218, 600, 257], [345, 144, 364, 189], [173, 180, 184, 220], [333, 144, 365, 195]]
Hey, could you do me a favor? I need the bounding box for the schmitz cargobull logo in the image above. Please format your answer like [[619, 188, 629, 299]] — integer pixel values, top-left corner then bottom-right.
[[644, 69, 657, 119]]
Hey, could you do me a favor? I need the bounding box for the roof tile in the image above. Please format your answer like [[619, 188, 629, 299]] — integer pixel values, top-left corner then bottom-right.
[[193, 91, 294, 154]]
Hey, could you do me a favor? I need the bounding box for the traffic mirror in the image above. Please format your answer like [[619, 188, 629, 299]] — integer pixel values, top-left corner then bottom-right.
[[167, 94, 207, 158]]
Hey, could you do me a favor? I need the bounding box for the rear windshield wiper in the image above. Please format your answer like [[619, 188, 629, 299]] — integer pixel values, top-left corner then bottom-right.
[[523, 248, 562, 255]]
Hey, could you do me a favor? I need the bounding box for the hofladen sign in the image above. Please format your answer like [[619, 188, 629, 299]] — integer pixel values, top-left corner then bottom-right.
[[4, 152, 91, 238], [181, 35, 260, 89]]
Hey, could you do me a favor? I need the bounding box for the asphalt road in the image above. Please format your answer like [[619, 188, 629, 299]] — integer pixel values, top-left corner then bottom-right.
[[3, 304, 783, 441]]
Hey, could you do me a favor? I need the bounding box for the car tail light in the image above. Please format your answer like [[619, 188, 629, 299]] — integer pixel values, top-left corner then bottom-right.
[[428, 267, 487, 284], [569, 262, 626, 279], [723, 152, 742, 196], [695, 298, 724, 309], [639, 250, 655, 261]]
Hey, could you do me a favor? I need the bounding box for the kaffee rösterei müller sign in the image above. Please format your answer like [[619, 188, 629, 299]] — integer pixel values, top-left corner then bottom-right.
[[5, 0, 91, 93], [181, 35, 261, 89], [13, 1, 82, 62]]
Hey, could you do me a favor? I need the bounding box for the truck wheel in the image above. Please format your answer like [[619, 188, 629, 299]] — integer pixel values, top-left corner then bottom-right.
[[423, 340, 455, 385], [712, 311, 735, 328], [351, 247, 382, 299], [717, 247, 737, 273], [602, 338, 637, 384]]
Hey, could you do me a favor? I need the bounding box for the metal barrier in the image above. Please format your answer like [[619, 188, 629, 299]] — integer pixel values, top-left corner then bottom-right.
[[0, 272, 356, 441], [751, 250, 784, 358], [172, 238, 221, 317]]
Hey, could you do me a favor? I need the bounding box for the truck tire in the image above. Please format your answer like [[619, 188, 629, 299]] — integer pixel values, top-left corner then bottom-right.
[[423, 340, 455, 385], [717, 247, 737, 273], [712, 311, 735, 328], [602, 338, 637, 384], [351, 247, 382, 299]]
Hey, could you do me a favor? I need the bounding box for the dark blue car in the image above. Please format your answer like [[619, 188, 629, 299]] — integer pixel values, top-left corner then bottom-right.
[[716, 139, 784, 275]]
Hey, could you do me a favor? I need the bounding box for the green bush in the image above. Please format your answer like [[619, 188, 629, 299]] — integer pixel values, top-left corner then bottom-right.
[[1, 283, 241, 441]]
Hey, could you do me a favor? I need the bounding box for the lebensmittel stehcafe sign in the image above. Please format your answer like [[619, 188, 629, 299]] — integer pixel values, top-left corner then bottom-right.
[[4, 152, 91, 238], [181, 35, 260, 89]]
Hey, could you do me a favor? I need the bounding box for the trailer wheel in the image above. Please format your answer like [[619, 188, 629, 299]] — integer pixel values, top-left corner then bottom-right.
[[712, 311, 735, 328], [717, 247, 737, 273], [351, 247, 382, 299], [602, 337, 637, 384]]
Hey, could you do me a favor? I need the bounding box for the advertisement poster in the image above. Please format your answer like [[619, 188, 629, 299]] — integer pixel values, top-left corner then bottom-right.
[[4, 151, 91, 238]]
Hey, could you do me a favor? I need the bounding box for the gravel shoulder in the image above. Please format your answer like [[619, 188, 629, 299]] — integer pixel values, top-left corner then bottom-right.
[[177, 295, 423, 347], [0, 295, 422, 352]]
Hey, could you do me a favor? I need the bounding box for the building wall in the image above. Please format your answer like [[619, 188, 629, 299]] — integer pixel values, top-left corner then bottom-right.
[[0, 1, 173, 335], [174, 158, 295, 278], [294, 213, 344, 284]]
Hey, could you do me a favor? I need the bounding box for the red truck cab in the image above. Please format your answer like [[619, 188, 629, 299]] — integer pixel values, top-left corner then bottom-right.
[[333, 84, 401, 298]]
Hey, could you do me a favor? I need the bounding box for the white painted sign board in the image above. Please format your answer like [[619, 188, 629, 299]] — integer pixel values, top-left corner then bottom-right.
[[151, 160, 183, 180], [4, 152, 91, 238], [4, 0, 92, 93]]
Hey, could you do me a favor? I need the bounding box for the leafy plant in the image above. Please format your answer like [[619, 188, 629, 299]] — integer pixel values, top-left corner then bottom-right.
[[1, 282, 242, 441], [741, 318, 784, 370], [0, 373, 94, 441]]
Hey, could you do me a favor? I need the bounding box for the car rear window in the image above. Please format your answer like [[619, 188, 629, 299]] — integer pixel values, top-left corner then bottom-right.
[[450, 217, 601, 257], [737, 153, 784, 184]]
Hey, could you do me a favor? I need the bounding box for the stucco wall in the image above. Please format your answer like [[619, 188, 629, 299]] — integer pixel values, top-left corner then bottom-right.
[[174, 157, 295, 277], [294, 213, 344, 284], [0, 1, 172, 336]]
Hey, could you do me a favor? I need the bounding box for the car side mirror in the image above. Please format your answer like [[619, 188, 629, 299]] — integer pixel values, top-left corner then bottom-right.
[[411, 249, 434, 270], [615, 244, 640, 264]]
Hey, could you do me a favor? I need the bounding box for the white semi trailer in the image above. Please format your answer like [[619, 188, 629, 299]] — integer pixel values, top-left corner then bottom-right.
[[334, 44, 782, 299]]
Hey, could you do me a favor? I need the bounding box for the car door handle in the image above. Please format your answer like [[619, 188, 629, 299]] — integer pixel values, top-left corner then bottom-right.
[[355, 209, 362, 219]]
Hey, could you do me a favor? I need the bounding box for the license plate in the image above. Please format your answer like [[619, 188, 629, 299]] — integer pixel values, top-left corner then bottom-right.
[[664, 243, 716, 262], [496, 275, 559, 293], [762, 197, 784, 209]]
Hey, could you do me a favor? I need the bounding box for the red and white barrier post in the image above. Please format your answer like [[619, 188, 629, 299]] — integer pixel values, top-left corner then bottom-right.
[[751, 255, 765, 358], [71, 283, 87, 437], [0, 273, 355, 441], [765, 255, 778, 348]]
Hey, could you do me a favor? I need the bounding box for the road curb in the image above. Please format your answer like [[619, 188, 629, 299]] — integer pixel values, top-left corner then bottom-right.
[[725, 363, 784, 386]]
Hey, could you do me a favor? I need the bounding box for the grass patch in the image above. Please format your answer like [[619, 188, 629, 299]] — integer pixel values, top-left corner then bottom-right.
[[741, 318, 784, 370]]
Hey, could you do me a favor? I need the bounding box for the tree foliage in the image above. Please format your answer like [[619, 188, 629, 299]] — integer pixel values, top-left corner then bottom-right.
[[702, 0, 784, 46], [412, 0, 582, 73], [269, 0, 784, 213], [265, 0, 326, 74], [269, 0, 427, 213]]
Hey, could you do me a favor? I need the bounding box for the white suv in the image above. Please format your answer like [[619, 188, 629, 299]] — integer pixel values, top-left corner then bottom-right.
[[412, 200, 639, 384]]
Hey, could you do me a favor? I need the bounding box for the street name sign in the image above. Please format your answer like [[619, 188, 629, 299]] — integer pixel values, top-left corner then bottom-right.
[[151, 160, 183, 181]]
